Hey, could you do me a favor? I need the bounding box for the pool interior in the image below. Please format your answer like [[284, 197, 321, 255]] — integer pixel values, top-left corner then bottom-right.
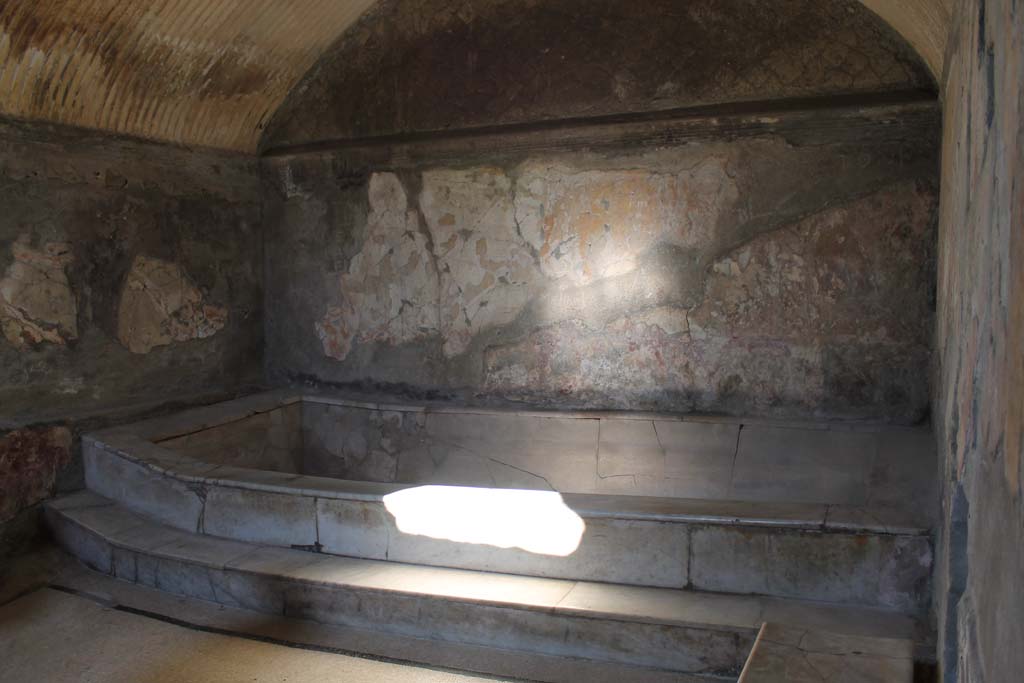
[[154, 397, 937, 515]]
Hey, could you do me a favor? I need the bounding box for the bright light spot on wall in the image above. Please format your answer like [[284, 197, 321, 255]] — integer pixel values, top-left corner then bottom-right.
[[383, 485, 585, 557]]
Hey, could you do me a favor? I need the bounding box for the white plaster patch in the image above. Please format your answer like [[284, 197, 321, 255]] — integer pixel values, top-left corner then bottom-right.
[[420, 168, 542, 357], [316, 173, 440, 361], [0, 234, 78, 349], [513, 157, 739, 286], [117, 255, 227, 354]]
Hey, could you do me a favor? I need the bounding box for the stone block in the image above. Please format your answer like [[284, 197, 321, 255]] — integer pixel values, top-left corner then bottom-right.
[[597, 419, 664, 478], [281, 583, 749, 674], [83, 442, 204, 532], [596, 419, 738, 498], [408, 411, 600, 492], [159, 407, 303, 474], [44, 506, 114, 575], [731, 427, 874, 504], [129, 553, 287, 615], [316, 498, 390, 560], [387, 515, 688, 588], [203, 486, 316, 548], [740, 623, 914, 683], [557, 581, 761, 629], [689, 526, 932, 612], [869, 429, 937, 515]]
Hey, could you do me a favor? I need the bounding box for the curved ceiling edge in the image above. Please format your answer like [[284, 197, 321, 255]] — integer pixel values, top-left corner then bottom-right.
[[0, 0, 949, 153]]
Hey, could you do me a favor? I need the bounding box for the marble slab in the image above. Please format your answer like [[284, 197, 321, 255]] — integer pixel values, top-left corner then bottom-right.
[[95, 391, 938, 523], [690, 526, 931, 612], [299, 397, 933, 514], [160, 403, 304, 474], [730, 426, 875, 505], [203, 486, 318, 548], [739, 623, 914, 682]]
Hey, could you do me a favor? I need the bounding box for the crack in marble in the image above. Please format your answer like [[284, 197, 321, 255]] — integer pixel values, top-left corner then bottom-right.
[[727, 424, 744, 498], [484, 456, 556, 491]]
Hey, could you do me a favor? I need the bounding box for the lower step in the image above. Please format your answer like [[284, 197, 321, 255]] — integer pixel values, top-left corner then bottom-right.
[[739, 623, 914, 682], [46, 491, 922, 678]]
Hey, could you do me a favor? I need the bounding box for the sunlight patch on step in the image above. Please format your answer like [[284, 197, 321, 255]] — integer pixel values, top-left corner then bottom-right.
[[383, 485, 586, 556]]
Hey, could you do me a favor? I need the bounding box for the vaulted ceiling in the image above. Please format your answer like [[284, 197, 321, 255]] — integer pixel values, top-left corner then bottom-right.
[[0, 0, 951, 153], [859, 0, 953, 82], [0, 0, 376, 151]]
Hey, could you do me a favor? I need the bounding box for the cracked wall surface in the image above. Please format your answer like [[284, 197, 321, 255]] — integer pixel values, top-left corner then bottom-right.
[[264, 0, 933, 150], [0, 119, 264, 544], [315, 173, 441, 361], [934, 0, 1024, 680], [265, 105, 939, 421], [0, 120, 263, 425]]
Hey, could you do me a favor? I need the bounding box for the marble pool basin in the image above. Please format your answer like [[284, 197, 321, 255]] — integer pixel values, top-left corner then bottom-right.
[[81, 390, 936, 612]]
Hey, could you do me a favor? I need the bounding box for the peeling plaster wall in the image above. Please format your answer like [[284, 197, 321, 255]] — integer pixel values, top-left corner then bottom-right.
[[261, 0, 941, 421], [263, 0, 933, 151], [264, 103, 940, 420], [934, 0, 1024, 680], [0, 118, 263, 546]]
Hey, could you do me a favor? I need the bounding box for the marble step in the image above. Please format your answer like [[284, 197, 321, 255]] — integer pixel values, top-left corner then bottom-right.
[[83, 433, 933, 612], [738, 623, 914, 682], [45, 491, 924, 679]]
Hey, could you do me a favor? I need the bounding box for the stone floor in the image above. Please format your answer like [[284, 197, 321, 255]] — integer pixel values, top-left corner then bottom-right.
[[0, 588, 517, 683]]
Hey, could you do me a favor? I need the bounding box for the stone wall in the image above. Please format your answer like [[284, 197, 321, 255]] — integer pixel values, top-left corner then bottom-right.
[[0, 119, 264, 546], [264, 102, 940, 420], [934, 0, 1024, 680], [262, 0, 932, 151]]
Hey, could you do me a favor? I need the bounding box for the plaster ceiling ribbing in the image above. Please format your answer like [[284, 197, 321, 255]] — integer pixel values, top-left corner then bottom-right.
[[0, 0, 376, 152], [859, 0, 953, 80], [0, 0, 949, 153]]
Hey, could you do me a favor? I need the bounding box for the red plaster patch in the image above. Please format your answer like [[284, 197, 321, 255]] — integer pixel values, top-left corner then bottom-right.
[[0, 426, 73, 523]]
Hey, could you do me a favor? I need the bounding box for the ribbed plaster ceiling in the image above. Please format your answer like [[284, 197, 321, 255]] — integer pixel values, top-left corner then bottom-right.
[[859, 0, 953, 82], [0, 0, 950, 154], [0, 0, 376, 152]]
